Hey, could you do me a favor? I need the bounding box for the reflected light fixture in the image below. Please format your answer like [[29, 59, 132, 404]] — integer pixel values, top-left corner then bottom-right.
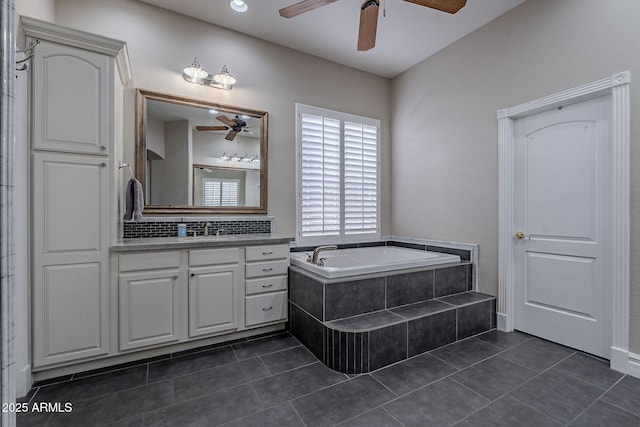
[[230, 0, 248, 13], [182, 58, 237, 90]]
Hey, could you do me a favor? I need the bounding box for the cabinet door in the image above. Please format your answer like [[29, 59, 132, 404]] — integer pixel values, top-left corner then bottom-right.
[[119, 270, 181, 350], [32, 152, 109, 367], [189, 264, 240, 338], [32, 40, 110, 155]]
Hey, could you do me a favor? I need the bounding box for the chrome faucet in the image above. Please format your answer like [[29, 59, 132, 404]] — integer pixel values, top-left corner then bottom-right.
[[308, 245, 337, 265]]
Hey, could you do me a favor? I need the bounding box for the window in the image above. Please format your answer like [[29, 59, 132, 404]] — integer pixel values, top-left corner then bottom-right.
[[296, 103, 380, 245], [203, 178, 239, 207]]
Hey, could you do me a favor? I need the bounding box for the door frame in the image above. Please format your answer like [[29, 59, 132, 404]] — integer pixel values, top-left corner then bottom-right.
[[497, 71, 630, 373]]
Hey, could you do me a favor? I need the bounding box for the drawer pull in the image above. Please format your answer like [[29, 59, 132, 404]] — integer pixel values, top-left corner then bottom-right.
[[262, 251, 273, 256], [262, 284, 273, 288], [262, 306, 273, 311], [262, 268, 273, 272]]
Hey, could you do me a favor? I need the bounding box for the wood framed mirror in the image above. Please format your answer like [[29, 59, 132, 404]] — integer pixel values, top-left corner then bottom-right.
[[135, 89, 268, 214]]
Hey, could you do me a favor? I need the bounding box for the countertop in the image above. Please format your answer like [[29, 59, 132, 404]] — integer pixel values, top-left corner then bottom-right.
[[111, 234, 294, 252]]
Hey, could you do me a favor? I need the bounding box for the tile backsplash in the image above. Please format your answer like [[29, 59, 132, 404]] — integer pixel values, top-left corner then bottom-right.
[[123, 217, 272, 239]]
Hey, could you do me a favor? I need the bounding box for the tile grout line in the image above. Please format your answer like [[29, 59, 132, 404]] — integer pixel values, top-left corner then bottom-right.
[[564, 374, 632, 425]]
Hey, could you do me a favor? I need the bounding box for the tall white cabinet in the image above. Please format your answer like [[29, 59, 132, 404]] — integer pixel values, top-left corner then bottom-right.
[[23, 17, 132, 369]]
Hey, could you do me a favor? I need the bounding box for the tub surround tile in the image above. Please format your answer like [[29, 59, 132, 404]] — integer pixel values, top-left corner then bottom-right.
[[328, 310, 404, 331], [427, 245, 472, 261], [369, 323, 408, 371], [324, 277, 386, 321], [456, 300, 493, 339], [289, 260, 493, 373], [408, 310, 457, 357], [288, 304, 325, 360], [434, 264, 468, 297], [390, 300, 451, 319], [386, 270, 434, 307], [437, 291, 494, 307], [387, 241, 427, 251], [288, 269, 324, 320]]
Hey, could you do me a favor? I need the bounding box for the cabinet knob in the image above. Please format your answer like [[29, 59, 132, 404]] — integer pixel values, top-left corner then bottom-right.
[[100, 163, 106, 167], [190, 273, 195, 277], [100, 145, 106, 151], [262, 306, 273, 311], [172, 275, 179, 280]]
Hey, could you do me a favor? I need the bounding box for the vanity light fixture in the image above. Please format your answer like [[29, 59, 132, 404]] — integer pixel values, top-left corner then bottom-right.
[[182, 58, 237, 90], [230, 0, 248, 13]]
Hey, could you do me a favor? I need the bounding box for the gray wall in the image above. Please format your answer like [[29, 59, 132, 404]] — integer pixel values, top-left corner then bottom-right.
[[390, 0, 640, 353], [53, 0, 392, 237]]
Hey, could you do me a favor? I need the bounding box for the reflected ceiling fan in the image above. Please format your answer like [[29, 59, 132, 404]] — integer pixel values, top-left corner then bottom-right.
[[195, 114, 251, 141], [279, 0, 467, 51]]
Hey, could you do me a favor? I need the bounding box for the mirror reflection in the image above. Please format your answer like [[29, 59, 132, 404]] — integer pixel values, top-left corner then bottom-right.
[[136, 90, 268, 214]]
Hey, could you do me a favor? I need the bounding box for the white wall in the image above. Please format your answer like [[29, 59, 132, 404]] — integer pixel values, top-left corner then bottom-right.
[[391, 0, 640, 353], [16, 0, 54, 21], [53, 0, 392, 236]]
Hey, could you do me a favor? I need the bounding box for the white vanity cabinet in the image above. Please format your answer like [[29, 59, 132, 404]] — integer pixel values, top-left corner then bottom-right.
[[118, 252, 182, 351], [25, 17, 132, 369], [244, 244, 290, 327], [188, 248, 242, 338]]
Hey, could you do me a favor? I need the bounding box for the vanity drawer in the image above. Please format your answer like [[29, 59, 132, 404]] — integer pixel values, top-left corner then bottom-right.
[[246, 244, 289, 262], [189, 248, 240, 267], [245, 291, 287, 327], [246, 275, 288, 295], [119, 251, 180, 272], [245, 259, 289, 278]]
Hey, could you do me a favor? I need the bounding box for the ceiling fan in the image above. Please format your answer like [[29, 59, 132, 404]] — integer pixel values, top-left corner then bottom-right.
[[195, 114, 250, 141], [279, 0, 467, 51]]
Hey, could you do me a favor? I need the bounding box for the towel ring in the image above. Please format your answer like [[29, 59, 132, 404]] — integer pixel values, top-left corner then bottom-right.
[[118, 162, 134, 179]]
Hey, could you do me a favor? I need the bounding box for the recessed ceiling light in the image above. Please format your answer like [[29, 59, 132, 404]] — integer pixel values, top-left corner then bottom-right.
[[230, 0, 248, 13]]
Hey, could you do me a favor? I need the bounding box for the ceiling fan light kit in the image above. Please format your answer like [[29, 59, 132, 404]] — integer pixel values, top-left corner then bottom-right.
[[182, 58, 237, 90], [279, 0, 467, 51]]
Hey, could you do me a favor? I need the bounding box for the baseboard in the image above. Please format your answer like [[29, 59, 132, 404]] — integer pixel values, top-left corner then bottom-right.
[[627, 352, 640, 379], [16, 364, 33, 399], [497, 313, 511, 332]]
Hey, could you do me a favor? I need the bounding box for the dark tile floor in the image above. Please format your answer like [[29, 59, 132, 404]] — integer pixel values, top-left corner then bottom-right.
[[16, 330, 640, 426]]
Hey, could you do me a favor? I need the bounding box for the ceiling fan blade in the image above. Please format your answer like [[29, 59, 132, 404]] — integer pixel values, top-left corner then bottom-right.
[[358, 0, 379, 52], [195, 126, 229, 131], [279, 0, 337, 18], [225, 130, 240, 141], [216, 115, 236, 127], [403, 0, 467, 14]]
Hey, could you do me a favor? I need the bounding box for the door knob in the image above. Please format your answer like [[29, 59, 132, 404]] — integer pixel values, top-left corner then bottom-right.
[[515, 231, 531, 240]]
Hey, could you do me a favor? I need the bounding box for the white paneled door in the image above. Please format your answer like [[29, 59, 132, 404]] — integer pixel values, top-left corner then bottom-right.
[[513, 95, 612, 358]]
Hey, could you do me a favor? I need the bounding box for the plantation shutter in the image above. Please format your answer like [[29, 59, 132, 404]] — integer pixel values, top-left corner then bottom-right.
[[296, 103, 380, 244], [344, 122, 378, 234], [203, 179, 239, 207], [300, 113, 341, 237]]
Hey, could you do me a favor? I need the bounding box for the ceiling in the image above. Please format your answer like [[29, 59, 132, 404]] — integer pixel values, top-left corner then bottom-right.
[[139, 0, 526, 78]]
